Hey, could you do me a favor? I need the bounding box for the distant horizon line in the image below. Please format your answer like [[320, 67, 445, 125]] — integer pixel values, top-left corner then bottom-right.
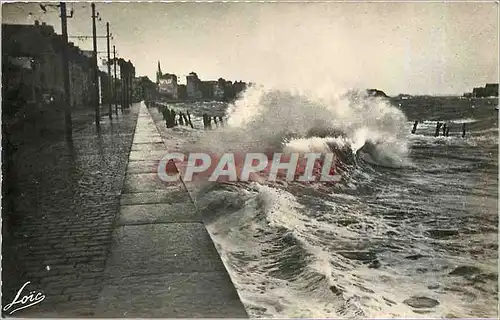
[[142, 71, 499, 97]]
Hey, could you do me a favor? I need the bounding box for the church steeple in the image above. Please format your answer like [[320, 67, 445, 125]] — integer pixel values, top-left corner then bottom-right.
[[156, 61, 162, 84]]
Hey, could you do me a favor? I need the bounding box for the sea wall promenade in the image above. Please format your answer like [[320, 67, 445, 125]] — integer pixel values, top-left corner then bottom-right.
[[2, 102, 247, 317]]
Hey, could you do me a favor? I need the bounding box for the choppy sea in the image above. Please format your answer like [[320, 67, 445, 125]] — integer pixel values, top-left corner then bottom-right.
[[159, 88, 498, 318]]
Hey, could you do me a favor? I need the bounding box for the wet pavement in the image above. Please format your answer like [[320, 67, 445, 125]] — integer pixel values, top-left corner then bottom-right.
[[96, 105, 247, 317], [2, 104, 140, 316], [2, 103, 247, 317]]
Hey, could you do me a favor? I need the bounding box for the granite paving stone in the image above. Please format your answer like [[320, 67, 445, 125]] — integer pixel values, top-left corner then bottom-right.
[[128, 150, 167, 161], [118, 203, 201, 225], [97, 272, 248, 318], [105, 223, 227, 277], [119, 189, 190, 205], [126, 160, 160, 174], [122, 172, 170, 193], [131, 142, 167, 152]]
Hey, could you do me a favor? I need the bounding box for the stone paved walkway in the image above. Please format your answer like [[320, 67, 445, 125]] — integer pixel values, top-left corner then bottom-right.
[[95, 104, 248, 317], [2, 105, 140, 317], [3, 102, 247, 317]]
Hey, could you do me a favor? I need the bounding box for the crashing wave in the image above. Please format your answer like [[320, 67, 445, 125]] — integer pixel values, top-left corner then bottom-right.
[[193, 85, 410, 171]]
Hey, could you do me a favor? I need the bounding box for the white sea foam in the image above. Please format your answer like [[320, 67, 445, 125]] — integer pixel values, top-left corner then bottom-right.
[[192, 85, 410, 169], [180, 89, 497, 319]]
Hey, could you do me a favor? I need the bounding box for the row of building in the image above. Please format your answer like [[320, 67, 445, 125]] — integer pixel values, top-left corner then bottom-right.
[[156, 62, 248, 101], [2, 21, 154, 119], [463, 83, 499, 98]]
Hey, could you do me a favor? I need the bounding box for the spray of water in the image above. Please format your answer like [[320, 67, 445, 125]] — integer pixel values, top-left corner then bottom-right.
[[195, 84, 410, 168]]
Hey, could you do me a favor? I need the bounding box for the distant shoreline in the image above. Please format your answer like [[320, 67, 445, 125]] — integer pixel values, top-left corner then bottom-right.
[[152, 98, 239, 104], [153, 96, 499, 103]]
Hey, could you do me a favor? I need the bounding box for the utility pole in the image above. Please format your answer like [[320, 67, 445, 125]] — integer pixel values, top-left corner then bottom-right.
[[119, 59, 124, 110], [122, 61, 127, 110], [127, 60, 134, 107], [91, 3, 99, 126], [122, 61, 129, 109], [106, 22, 112, 119], [60, 2, 73, 138], [113, 45, 117, 115], [126, 61, 130, 109], [131, 62, 134, 106]]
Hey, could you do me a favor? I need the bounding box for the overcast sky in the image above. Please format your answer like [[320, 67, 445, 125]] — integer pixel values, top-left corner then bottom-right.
[[2, 1, 498, 95]]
